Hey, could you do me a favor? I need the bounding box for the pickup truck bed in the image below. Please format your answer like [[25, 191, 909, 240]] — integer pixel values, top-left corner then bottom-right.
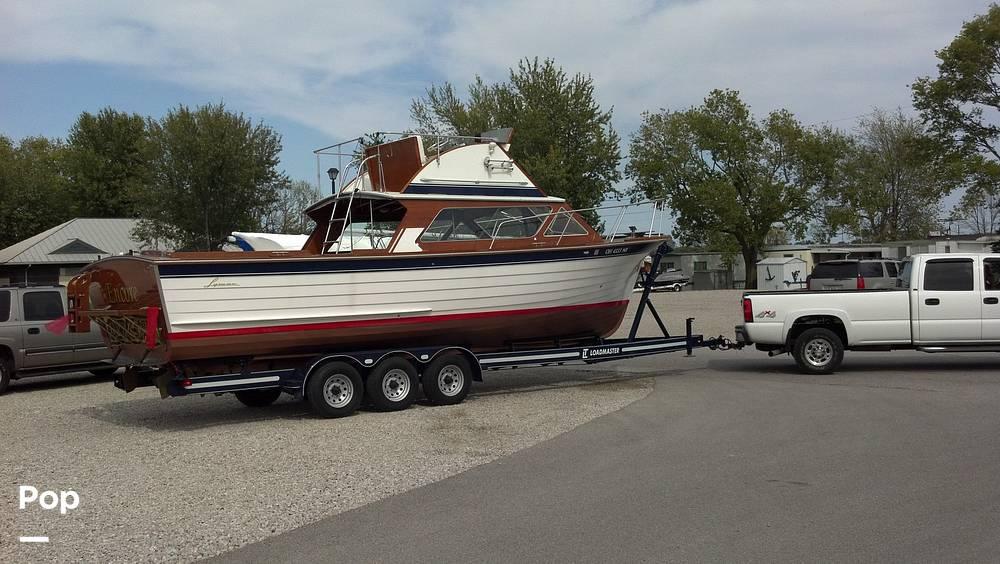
[[738, 253, 1000, 373]]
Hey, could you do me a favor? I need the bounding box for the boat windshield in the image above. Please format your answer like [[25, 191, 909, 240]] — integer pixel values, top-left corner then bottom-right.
[[323, 197, 406, 253]]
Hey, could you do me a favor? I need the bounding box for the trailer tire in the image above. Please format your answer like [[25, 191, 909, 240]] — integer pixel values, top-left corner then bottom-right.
[[366, 357, 418, 411], [422, 353, 472, 405], [792, 327, 844, 374], [306, 362, 363, 418], [234, 388, 282, 408], [0, 355, 11, 395]]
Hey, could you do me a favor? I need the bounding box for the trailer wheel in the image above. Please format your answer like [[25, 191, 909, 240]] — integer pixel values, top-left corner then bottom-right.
[[234, 388, 282, 408], [792, 327, 844, 374], [422, 353, 472, 405], [366, 357, 418, 411], [306, 361, 363, 418]]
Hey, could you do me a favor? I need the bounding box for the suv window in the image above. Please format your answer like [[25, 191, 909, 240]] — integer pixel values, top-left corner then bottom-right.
[[812, 262, 857, 278], [23, 291, 64, 321], [923, 259, 974, 291], [885, 262, 898, 277], [0, 290, 9, 322], [860, 262, 884, 277]]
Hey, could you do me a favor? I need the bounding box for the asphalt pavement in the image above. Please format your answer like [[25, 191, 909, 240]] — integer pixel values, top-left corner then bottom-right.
[[209, 349, 1000, 563]]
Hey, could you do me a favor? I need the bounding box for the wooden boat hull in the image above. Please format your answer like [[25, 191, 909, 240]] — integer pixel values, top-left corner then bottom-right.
[[74, 240, 662, 365]]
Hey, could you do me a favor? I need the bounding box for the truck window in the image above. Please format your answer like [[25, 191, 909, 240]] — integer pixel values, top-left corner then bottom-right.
[[885, 262, 898, 277], [812, 262, 857, 278], [0, 290, 9, 322], [923, 259, 974, 291], [985, 258, 1000, 290], [860, 262, 883, 277], [23, 291, 64, 321]]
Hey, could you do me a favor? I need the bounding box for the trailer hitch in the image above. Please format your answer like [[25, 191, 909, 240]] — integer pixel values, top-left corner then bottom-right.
[[706, 336, 745, 351]]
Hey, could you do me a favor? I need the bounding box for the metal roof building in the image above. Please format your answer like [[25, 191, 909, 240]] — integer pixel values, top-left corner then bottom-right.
[[0, 218, 164, 285]]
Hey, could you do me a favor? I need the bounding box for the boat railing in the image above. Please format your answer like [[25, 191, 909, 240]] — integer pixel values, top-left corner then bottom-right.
[[315, 132, 512, 193], [489, 200, 667, 249]]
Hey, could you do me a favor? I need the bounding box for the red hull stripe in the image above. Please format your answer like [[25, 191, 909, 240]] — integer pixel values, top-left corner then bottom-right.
[[166, 300, 630, 341]]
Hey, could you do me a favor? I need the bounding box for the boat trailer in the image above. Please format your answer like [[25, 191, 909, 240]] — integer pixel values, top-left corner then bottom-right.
[[116, 241, 740, 417]]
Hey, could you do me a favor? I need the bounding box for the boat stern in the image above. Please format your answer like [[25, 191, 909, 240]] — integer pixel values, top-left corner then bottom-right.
[[67, 256, 170, 366]]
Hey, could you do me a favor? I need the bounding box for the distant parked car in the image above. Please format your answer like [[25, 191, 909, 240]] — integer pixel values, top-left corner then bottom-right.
[[0, 285, 116, 394], [807, 259, 900, 291]]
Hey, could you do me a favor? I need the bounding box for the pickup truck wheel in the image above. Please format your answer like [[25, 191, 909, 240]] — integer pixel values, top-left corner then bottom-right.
[[0, 357, 11, 395], [234, 388, 282, 408], [306, 361, 363, 418], [366, 357, 418, 411], [422, 353, 472, 405], [793, 328, 844, 374]]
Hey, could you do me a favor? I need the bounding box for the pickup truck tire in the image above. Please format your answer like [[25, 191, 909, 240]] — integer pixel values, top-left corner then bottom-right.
[[0, 356, 11, 394], [366, 357, 418, 411], [792, 328, 844, 374], [421, 353, 472, 405], [234, 388, 282, 408], [306, 361, 363, 418]]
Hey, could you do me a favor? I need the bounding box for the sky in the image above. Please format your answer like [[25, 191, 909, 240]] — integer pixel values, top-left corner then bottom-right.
[[0, 0, 988, 225]]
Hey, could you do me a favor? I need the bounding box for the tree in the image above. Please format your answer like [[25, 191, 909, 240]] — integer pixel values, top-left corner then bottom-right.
[[64, 107, 150, 218], [410, 58, 621, 219], [831, 108, 955, 241], [135, 103, 287, 250], [626, 89, 848, 289], [913, 4, 1000, 162], [954, 155, 1000, 234], [0, 135, 74, 249], [261, 179, 322, 234]]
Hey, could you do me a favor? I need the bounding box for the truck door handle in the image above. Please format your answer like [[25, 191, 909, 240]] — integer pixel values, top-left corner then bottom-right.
[[986, 297, 999, 305], [27, 328, 40, 334], [925, 298, 940, 306]]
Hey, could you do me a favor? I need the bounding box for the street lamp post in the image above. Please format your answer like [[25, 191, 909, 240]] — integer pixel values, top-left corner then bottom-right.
[[326, 167, 339, 195]]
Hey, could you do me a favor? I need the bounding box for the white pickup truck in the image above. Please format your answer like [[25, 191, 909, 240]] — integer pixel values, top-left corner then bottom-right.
[[736, 253, 1000, 373]]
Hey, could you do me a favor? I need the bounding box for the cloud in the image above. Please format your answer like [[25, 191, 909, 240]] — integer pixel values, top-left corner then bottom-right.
[[0, 0, 987, 143]]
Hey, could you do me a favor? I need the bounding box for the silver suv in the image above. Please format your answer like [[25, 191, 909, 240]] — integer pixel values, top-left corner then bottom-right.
[[807, 259, 900, 291], [0, 285, 115, 394]]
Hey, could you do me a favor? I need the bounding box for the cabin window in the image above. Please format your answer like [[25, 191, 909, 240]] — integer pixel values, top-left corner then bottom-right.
[[923, 258, 973, 291], [544, 210, 588, 236], [420, 207, 550, 242]]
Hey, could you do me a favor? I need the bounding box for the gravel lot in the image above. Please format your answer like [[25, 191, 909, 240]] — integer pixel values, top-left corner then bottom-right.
[[2, 289, 741, 563]]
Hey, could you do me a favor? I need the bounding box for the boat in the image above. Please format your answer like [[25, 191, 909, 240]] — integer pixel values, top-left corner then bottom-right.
[[67, 131, 666, 373], [635, 266, 690, 292]]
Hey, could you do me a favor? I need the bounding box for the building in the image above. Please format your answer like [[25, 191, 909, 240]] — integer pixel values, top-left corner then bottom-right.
[[0, 218, 162, 286], [762, 234, 1000, 274]]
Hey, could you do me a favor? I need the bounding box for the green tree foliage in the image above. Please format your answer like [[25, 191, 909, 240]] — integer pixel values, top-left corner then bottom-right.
[[913, 4, 1000, 161], [410, 58, 621, 218], [135, 103, 287, 250], [829, 108, 956, 241], [0, 135, 74, 249], [64, 108, 150, 218], [954, 155, 1000, 234], [261, 179, 322, 235], [627, 89, 847, 288]]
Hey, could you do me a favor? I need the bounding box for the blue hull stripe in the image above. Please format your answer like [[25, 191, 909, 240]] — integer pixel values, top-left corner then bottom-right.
[[157, 242, 657, 278], [404, 184, 545, 197]]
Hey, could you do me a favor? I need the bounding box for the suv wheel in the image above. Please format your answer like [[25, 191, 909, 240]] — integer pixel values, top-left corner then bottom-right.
[[0, 356, 12, 395]]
